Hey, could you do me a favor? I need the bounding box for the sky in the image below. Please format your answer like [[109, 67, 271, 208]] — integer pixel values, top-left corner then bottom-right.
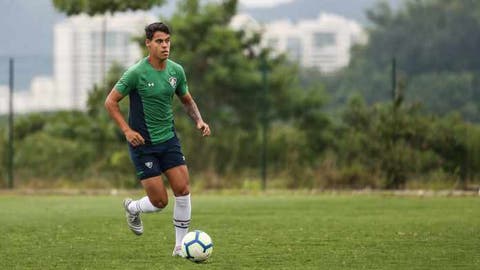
[[238, 0, 295, 8]]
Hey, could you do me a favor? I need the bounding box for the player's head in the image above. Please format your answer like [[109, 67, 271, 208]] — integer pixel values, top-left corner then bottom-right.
[[145, 22, 170, 40], [145, 22, 171, 61]]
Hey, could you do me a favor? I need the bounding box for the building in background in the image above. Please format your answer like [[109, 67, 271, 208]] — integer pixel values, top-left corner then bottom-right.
[[230, 13, 263, 38], [233, 13, 367, 73], [0, 12, 155, 114], [54, 12, 156, 110], [1, 12, 365, 114]]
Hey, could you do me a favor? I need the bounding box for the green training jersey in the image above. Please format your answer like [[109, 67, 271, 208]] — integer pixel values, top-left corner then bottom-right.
[[114, 57, 189, 144]]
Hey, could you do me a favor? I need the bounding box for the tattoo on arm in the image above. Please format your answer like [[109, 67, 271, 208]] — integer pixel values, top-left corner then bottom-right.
[[183, 99, 203, 123]]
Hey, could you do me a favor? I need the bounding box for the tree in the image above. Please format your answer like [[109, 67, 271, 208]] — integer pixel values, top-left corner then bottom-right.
[[365, 0, 480, 75], [45, 0, 331, 187], [328, 0, 480, 122], [52, 0, 165, 15], [128, 0, 331, 185]]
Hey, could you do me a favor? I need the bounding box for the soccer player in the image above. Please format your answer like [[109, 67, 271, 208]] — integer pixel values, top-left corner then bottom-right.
[[104, 22, 210, 256]]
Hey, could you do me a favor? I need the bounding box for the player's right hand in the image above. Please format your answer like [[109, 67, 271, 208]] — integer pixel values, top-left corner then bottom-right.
[[125, 129, 145, 147], [196, 121, 211, 137]]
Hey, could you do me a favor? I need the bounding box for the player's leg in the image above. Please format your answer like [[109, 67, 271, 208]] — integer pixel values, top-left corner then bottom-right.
[[157, 135, 190, 255], [164, 165, 191, 256], [166, 165, 190, 196], [128, 175, 169, 212], [124, 145, 166, 235], [123, 176, 167, 235]]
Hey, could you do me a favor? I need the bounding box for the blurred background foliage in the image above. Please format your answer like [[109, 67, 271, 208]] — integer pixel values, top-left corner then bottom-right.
[[1, 0, 479, 190]]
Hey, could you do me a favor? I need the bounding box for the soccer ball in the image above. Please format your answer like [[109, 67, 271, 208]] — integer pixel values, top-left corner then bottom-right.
[[181, 230, 213, 262]]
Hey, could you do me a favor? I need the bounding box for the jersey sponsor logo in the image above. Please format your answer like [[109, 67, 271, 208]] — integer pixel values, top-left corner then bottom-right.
[[145, 162, 153, 169], [147, 82, 154, 87], [168, 77, 177, 88]]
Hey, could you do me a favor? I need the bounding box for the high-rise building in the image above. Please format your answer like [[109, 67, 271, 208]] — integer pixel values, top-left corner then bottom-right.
[[232, 13, 367, 73], [0, 12, 157, 114], [266, 13, 367, 72], [54, 12, 156, 110]]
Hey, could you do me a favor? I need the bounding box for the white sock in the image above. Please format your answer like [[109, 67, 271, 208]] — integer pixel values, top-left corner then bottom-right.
[[128, 196, 162, 214], [173, 194, 191, 247]]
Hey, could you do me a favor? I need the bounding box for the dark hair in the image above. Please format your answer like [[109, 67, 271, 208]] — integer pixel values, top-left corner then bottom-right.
[[145, 22, 171, 40]]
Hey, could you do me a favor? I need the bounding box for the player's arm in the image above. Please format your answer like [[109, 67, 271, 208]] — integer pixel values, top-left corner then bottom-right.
[[105, 88, 145, 146], [179, 92, 211, 137]]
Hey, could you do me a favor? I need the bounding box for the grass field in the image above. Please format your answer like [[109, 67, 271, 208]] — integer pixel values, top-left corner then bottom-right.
[[0, 192, 478, 269]]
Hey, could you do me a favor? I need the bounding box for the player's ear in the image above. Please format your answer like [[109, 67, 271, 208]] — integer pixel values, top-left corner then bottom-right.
[[145, 39, 151, 48]]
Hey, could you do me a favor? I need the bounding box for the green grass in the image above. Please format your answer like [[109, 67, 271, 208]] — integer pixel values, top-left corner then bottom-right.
[[0, 193, 479, 269]]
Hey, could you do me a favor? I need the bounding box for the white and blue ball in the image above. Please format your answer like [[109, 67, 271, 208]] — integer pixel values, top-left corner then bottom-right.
[[181, 230, 213, 262]]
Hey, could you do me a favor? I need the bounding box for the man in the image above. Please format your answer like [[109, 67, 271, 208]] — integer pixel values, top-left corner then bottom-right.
[[104, 22, 210, 257]]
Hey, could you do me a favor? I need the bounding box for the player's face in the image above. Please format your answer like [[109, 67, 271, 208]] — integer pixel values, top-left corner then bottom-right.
[[146, 31, 170, 61]]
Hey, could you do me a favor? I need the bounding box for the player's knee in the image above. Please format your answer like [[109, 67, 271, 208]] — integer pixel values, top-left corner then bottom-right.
[[151, 197, 168, 209], [175, 186, 190, 197]]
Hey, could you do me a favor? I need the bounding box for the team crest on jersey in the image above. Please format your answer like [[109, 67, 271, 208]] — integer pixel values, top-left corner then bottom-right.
[[145, 162, 153, 169], [168, 77, 177, 88]]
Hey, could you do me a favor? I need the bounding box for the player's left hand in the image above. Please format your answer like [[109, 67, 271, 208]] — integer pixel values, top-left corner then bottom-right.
[[197, 121, 211, 137]]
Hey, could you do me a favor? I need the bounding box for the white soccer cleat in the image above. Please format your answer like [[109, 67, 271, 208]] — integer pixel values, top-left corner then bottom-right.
[[123, 198, 143, 236], [172, 245, 185, 257]]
